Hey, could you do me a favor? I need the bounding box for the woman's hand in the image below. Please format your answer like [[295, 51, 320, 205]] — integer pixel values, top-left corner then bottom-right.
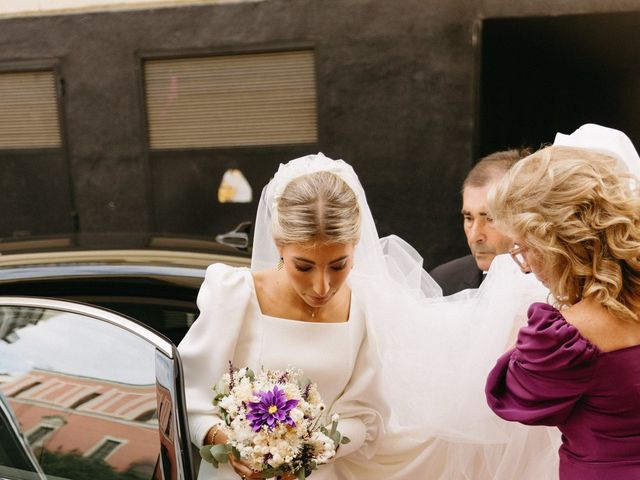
[[206, 426, 295, 480], [228, 456, 296, 480], [227, 454, 261, 480]]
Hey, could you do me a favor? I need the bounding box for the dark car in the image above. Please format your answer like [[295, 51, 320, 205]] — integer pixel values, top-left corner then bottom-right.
[[0, 231, 251, 480], [0, 232, 250, 345]]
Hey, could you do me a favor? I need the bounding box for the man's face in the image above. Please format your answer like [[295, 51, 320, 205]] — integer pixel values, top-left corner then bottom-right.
[[462, 183, 513, 272]]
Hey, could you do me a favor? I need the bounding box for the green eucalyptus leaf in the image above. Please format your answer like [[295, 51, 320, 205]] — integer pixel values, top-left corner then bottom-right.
[[210, 444, 232, 464], [329, 420, 337, 437], [199, 445, 215, 463], [199, 444, 230, 469], [212, 452, 228, 464]]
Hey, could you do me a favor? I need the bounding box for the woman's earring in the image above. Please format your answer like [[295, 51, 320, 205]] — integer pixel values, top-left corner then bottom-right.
[[277, 257, 284, 270]]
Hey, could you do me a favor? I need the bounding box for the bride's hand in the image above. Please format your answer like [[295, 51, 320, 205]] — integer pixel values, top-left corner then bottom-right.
[[209, 428, 295, 480], [227, 454, 261, 480], [228, 458, 295, 480], [228, 454, 296, 480]]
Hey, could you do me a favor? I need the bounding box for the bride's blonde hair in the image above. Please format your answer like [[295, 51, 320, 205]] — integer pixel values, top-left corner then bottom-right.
[[272, 171, 361, 245], [489, 145, 640, 322]]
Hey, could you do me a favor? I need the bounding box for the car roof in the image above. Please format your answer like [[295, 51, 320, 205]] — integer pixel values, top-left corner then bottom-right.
[[0, 233, 251, 272]]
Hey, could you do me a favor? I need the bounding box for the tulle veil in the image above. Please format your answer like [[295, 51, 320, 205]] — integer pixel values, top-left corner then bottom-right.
[[250, 152, 562, 479], [248, 125, 640, 478]]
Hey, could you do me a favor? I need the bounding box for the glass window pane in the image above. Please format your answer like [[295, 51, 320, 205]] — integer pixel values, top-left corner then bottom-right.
[[0, 305, 160, 479]]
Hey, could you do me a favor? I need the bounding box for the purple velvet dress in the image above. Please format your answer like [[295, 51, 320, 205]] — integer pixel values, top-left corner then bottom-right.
[[486, 302, 640, 480]]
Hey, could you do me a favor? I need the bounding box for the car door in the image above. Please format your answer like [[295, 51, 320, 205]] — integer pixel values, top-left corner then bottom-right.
[[0, 297, 194, 480]]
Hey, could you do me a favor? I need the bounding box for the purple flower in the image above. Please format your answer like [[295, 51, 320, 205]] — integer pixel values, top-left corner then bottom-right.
[[246, 386, 299, 432]]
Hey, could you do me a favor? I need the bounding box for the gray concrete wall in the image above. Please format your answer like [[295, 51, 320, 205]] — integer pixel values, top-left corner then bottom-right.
[[1, 0, 639, 266]]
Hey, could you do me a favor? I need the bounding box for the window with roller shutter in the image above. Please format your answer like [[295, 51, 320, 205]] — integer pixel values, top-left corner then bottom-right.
[[143, 49, 317, 149]]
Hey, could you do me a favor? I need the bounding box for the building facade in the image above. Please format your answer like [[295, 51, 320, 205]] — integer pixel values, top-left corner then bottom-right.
[[1, 0, 639, 267]]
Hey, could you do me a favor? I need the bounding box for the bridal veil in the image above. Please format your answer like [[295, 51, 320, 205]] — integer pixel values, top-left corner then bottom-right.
[[249, 126, 639, 478]]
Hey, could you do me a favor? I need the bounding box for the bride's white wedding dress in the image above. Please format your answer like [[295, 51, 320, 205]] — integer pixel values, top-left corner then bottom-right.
[[179, 264, 389, 479]]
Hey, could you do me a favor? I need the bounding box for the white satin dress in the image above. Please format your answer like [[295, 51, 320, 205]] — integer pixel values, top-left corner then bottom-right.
[[178, 264, 388, 480]]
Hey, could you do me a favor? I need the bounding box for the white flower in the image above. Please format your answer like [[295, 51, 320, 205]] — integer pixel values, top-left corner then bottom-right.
[[283, 383, 302, 400], [217, 373, 231, 391], [218, 395, 237, 413], [289, 407, 304, 424], [268, 451, 284, 468], [234, 377, 255, 402], [309, 431, 336, 464]]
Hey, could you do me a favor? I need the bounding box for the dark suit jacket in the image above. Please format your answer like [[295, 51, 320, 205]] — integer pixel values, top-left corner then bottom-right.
[[429, 254, 483, 296]]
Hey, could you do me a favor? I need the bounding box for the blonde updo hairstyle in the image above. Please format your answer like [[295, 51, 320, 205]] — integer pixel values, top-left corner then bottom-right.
[[488, 145, 640, 322], [272, 171, 361, 246]]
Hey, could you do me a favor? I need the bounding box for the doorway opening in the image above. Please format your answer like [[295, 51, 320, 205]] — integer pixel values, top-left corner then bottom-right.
[[479, 12, 640, 156]]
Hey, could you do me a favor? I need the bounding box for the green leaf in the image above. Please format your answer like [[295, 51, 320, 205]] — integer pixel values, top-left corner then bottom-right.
[[199, 445, 218, 468], [199, 445, 214, 462], [297, 468, 307, 480], [211, 444, 231, 464], [341, 435, 351, 444], [199, 444, 231, 468], [329, 420, 337, 437], [259, 467, 284, 478]]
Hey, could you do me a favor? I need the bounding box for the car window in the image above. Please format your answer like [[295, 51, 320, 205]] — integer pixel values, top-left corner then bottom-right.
[[0, 298, 192, 480], [0, 273, 202, 345]]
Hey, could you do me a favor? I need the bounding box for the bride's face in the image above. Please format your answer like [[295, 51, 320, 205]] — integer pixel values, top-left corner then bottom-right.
[[279, 241, 355, 308]]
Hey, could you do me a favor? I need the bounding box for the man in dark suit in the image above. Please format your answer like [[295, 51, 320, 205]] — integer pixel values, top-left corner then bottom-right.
[[430, 149, 530, 295]]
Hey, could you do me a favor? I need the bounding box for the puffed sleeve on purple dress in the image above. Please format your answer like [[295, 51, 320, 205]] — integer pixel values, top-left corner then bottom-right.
[[486, 302, 640, 480]]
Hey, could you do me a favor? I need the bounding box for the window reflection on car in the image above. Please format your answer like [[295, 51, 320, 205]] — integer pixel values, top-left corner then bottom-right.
[[0, 298, 199, 480]]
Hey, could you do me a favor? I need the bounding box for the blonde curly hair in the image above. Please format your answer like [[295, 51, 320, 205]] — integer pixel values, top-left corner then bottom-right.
[[488, 145, 640, 322]]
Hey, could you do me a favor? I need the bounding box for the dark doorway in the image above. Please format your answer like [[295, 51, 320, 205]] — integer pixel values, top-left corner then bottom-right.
[[479, 12, 640, 157]]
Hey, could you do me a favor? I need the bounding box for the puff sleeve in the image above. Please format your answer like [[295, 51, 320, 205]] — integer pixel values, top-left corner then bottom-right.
[[177, 263, 254, 447], [485, 302, 599, 426]]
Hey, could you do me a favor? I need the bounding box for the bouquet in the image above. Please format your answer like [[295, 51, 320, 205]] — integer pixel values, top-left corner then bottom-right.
[[200, 363, 350, 479]]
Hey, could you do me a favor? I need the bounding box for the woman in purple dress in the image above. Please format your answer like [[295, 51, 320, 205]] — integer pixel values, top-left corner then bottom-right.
[[485, 128, 640, 480]]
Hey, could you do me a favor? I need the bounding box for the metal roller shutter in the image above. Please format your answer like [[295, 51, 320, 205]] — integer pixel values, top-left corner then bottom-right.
[[144, 50, 317, 149], [0, 70, 61, 149]]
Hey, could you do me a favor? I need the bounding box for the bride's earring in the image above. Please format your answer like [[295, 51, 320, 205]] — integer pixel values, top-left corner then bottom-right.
[[277, 257, 284, 270]]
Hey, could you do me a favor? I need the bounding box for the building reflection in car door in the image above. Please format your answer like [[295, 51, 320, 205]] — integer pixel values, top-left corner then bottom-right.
[[0, 304, 164, 479]]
